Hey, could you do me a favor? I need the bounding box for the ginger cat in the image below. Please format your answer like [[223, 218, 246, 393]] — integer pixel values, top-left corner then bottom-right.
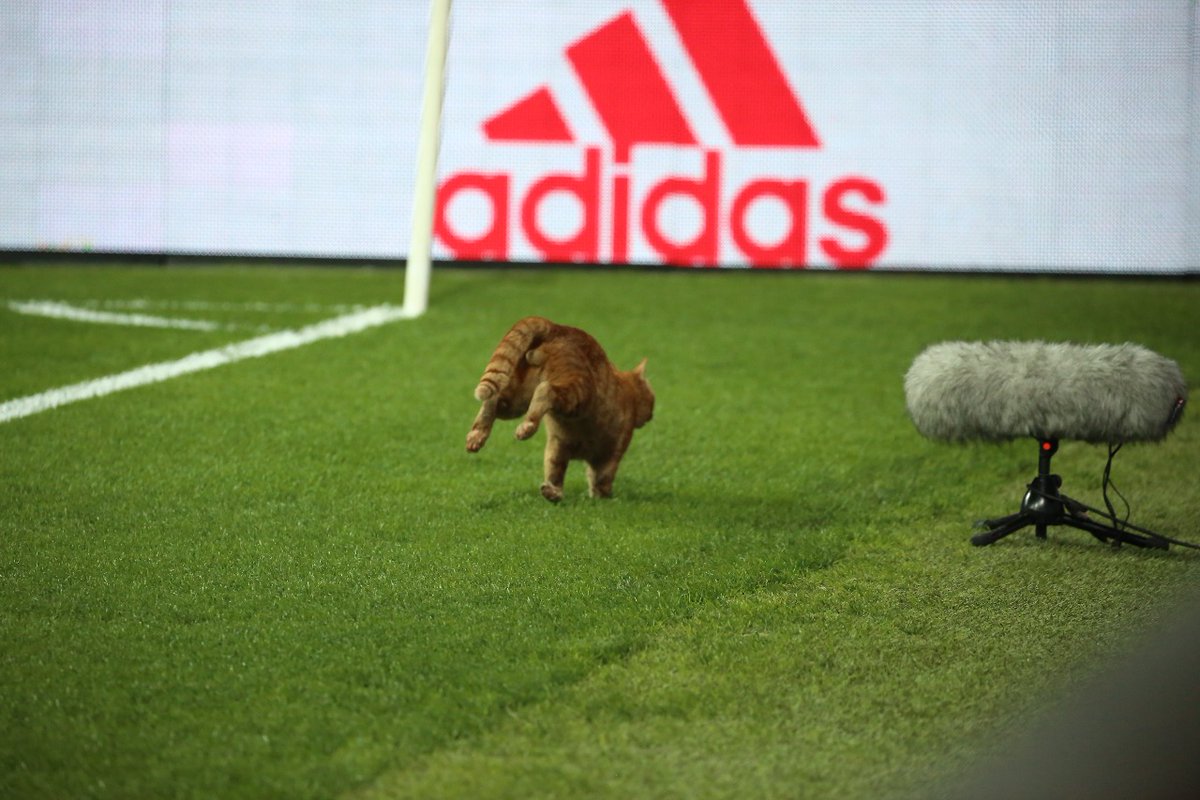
[[466, 316, 654, 502]]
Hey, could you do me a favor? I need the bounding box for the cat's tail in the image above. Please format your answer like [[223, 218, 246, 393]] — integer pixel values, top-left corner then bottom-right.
[[474, 316, 556, 402]]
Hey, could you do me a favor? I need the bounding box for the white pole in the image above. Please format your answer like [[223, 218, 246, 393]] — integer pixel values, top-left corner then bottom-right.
[[403, 0, 453, 318]]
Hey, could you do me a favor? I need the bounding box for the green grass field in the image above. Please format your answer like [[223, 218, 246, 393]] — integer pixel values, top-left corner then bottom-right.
[[2, 263, 1198, 799]]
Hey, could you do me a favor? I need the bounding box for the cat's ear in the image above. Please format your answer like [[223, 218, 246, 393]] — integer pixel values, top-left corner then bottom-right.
[[634, 357, 648, 376]]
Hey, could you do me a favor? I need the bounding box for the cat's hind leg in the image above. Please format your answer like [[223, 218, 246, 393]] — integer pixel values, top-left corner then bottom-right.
[[466, 399, 497, 452], [514, 382, 554, 440], [540, 438, 569, 502]]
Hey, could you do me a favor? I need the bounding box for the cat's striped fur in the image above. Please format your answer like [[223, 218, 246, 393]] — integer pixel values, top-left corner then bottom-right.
[[466, 316, 654, 502]]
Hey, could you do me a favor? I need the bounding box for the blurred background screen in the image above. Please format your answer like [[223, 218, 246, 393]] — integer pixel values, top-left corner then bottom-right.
[[1, 0, 1196, 272]]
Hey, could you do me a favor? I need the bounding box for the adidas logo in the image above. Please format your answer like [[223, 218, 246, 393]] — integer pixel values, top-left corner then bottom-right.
[[435, 0, 888, 268]]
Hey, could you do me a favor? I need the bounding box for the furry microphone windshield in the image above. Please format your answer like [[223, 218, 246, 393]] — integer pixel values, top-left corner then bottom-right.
[[905, 341, 1187, 444]]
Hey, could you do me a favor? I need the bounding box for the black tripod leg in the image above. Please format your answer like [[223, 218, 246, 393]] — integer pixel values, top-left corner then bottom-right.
[[1060, 516, 1168, 550], [971, 514, 1033, 547], [1062, 516, 1111, 546], [976, 510, 1025, 530]]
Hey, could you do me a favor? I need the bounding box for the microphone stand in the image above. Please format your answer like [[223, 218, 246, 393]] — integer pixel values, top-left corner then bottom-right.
[[970, 438, 1169, 549]]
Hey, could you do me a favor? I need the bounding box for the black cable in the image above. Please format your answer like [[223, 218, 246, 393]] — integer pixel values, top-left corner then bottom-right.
[[1101, 442, 1130, 531]]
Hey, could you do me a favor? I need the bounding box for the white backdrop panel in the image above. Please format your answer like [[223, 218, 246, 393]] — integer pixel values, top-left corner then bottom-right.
[[0, 1, 1195, 271]]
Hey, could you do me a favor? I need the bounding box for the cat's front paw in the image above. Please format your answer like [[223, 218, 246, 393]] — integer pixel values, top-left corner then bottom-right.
[[465, 428, 489, 452], [514, 419, 539, 440], [540, 483, 564, 503]]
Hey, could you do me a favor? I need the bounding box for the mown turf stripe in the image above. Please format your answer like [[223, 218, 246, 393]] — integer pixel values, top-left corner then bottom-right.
[[0, 304, 413, 424]]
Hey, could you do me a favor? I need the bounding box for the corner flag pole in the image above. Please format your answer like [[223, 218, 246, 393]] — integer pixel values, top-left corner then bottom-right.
[[403, 0, 453, 318]]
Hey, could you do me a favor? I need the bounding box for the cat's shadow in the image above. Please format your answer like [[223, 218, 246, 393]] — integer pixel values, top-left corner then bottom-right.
[[498, 475, 848, 540]]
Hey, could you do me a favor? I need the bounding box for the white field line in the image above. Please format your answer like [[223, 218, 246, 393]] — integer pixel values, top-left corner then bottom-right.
[[90, 299, 367, 314], [7, 299, 222, 331], [0, 304, 414, 424]]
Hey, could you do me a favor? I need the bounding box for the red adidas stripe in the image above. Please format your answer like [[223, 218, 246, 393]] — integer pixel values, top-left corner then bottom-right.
[[661, 0, 819, 148], [566, 11, 697, 164], [482, 86, 574, 142]]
